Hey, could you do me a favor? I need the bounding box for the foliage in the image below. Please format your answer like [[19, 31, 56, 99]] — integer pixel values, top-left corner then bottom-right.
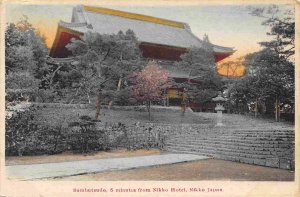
[[5, 106, 166, 155], [249, 5, 295, 60], [68, 115, 99, 153], [175, 36, 223, 103], [229, 5, 295, 118], [5, 16, 51, 102], [6, 71, 40, 101], [5, 106, 36, 156], [130, 61, 170, 119], [5, 16, 48, 74], [35, 89, 58, 103], [64, 30, 145, 104], [5, 106, 68, 156]]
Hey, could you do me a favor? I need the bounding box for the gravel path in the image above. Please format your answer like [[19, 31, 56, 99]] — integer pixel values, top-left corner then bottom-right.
[[6, 153, 209, 180]]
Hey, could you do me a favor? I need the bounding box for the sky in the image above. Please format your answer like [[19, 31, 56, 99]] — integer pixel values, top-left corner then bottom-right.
[[5, 3, 294, 76]]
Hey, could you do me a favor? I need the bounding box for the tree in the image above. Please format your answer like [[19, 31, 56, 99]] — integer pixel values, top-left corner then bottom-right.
[[130, 61, 170, 120], [245, 49, 293, 119], [174, 35, 223, 104], [249, 5, 294, 60], [65, 30, 144, 118], [5, 16, 48, 102], [5, 16, 48, 74], [230, 5, 294, 120], [246, 5, 294, 120]]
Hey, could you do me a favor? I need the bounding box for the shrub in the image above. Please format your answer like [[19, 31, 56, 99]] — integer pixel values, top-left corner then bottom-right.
[[5, 106, 167, 156], [35, 89, 57, 103], [66, 119, 127, 153], [68, 116, 99, 153], [6, 88, 36, 102], [5, 106, 38, 156], [5, 106, 68, 156]]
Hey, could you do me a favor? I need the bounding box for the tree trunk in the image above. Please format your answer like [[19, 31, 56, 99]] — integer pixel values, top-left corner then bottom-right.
[[108, 78, 122, 109], [146, 101, 151, 120], [95, 93, 101, 120], [278, 99, 281, 122], [275, 96, 278, 122], [255, 98, 258, 118], [69, 87, 80, 104], [87, 92, 90, 104], [108, 101, 113, 109]]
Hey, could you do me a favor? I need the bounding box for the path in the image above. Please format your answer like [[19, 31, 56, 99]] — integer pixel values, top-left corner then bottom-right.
[[6, 153, 209, 180]]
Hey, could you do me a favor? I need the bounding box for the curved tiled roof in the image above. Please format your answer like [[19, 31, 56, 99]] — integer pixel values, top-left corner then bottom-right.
[[58, 21, 91, 32], [60, 5, 234, 54]]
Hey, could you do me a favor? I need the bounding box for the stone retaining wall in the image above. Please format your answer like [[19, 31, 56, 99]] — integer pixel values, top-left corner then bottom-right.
[[164, 129, 295, 170]]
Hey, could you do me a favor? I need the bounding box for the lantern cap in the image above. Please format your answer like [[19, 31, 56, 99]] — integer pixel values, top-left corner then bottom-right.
[[212, 92, 226, 102]]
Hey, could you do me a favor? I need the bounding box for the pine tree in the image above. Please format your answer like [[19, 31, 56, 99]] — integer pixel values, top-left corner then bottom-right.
[[174, 36, 223, 104], [230, 5, 295, 120], [65, 30, 145, 118]]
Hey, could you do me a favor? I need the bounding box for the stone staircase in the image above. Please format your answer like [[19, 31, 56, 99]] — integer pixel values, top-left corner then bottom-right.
[[164, 129, 295, 170]]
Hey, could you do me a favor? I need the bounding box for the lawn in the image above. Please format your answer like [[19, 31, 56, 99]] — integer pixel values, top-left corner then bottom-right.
[[33, 104, 293, 130], [33, 105, 212, 126]]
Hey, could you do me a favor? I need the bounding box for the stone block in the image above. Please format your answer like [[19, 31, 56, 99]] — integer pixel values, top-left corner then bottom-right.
[[253, 159, 266, 166], [279, 158, 292, 170], [240, 158, 253, 164], [254, 147, 263, 151], [265, 158, 279, 168]]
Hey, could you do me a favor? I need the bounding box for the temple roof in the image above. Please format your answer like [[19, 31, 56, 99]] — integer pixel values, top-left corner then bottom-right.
[[58, 5, 234, 54]]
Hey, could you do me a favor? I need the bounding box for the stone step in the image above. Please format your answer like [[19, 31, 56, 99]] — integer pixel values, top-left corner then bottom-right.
[[164, 144, 292, 157], [171, 129, 294, 134], [169, 133, 295, 139], [166, 138, 294, 146], [166, 149, 290, 169], [164, 146, 292, 160], [229, 135, 294, 139], [164, 128, 295, 170], [164, 146, 266, 160], [165, 141, 293, 151], [170, 132, 294, 138], [169, 136, 295, 142], [165, 141, 294, 150], [165, 142, 273, 151], [165, 149, 257, 161], [170, 131, 294, 137], [165, 143, 293, 154]]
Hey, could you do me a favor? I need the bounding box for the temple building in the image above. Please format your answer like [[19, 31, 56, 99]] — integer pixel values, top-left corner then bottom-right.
[[49, 5, 235, 111]]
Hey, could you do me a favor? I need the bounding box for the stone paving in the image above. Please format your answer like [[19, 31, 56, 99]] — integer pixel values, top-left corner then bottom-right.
[[6, 153, 209, 180]]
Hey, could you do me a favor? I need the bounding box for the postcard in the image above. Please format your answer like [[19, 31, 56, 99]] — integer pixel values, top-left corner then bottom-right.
[[0, 0, 299, 196]]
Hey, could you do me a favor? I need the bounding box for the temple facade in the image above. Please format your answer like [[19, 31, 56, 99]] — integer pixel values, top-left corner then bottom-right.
[[49, 5, 235, 111]]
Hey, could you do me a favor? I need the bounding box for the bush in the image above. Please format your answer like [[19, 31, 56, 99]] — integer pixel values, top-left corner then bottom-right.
[[68, 116, 102, 153], [5, 106, 68, 156], [35, 89, 57, 103], [5, 106, 167, 156], [122, 124, 166, 150], [5, 106, 37, 156], [6, 88, 36, 102]]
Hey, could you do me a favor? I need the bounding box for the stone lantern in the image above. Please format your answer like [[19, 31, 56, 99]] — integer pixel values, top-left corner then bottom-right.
[[212, 92, 226, 126]]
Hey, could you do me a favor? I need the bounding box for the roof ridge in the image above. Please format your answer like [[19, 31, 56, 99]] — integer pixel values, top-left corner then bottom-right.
[[82, 5, 186, 29], [212, 44, 235, 50], [59, 20, 87, 28]]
